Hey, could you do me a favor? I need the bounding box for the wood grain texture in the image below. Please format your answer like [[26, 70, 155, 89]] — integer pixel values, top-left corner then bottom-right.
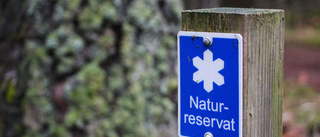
[[182, 8, 284, 137]]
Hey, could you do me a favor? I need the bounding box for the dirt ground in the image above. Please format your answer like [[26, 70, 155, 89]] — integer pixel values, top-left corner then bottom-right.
[[284, 45, 320, 92]]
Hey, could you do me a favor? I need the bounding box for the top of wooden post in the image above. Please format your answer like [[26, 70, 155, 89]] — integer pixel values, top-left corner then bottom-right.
[[182, 7, 284, 33], [183, 7, 284, 15]]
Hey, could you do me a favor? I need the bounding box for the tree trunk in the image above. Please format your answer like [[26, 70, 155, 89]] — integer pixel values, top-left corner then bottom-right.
[[0, 0, 182, 136]]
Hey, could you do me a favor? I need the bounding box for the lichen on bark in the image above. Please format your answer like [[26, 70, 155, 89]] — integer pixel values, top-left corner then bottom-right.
[[0, 0, 182, 136]]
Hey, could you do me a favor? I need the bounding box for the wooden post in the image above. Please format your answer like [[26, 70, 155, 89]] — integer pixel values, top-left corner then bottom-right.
[[182, 8, 284, 136]]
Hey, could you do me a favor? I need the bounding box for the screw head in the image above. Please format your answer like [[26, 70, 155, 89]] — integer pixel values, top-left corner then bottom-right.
[[203, 37, 212, 46], [204, 132, 213, 137]]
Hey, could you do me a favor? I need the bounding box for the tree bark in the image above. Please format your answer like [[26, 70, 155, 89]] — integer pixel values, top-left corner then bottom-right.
[[0, 0, 182, 136]]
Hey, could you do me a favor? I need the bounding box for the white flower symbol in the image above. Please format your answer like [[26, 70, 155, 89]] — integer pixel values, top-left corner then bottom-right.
[[193, 49, 225, 93]]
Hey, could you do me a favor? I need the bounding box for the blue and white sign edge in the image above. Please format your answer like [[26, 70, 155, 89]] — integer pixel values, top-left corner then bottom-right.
[[177, 31, 243, 137]]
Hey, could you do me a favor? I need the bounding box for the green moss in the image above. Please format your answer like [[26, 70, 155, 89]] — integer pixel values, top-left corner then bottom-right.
[[128, 0, 153, 27], [57, 57, 74, 73], [66, 0, 81, 11], [46, 25, 84, 54], [65, 109, 82, 127], [101, 2, 117, 22], [9, 0, 182, 136], [5, 80, 16, 103], [120, 23, 135, 67], [77, 1, 116, 30], [48, 123, 70, 137], [73, 62, 105, 98], [62, 62, 111, 134], [78, 7, 103, 30], [105, 65, 124, 92], [96, 29, 116, 61], [167, 77, 178, 91]]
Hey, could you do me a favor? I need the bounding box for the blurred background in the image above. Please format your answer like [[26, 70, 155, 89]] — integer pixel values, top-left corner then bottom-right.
[[0, 0, 319, 137]]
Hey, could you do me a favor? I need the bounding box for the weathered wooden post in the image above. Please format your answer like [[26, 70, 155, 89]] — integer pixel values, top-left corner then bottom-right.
[[179, 8, 284, 136]]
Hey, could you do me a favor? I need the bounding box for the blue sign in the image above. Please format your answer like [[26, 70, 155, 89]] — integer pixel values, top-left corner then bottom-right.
[[178, 31, 243, 137]]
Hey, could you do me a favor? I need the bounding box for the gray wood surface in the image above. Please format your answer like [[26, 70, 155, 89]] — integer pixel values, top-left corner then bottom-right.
[[182, 8, 284, 137]]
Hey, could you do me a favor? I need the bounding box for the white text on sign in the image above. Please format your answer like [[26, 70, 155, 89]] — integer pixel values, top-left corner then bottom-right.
[[183, 95, 236, 131]]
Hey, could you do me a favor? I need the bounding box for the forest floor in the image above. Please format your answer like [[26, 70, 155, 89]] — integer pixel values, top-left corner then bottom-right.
[[283, 44, 320, 137]]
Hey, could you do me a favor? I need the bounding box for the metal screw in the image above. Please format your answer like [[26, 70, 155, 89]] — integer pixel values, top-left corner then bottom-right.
[[204, 132, 213, 137], [203, 37, 212, 46]]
